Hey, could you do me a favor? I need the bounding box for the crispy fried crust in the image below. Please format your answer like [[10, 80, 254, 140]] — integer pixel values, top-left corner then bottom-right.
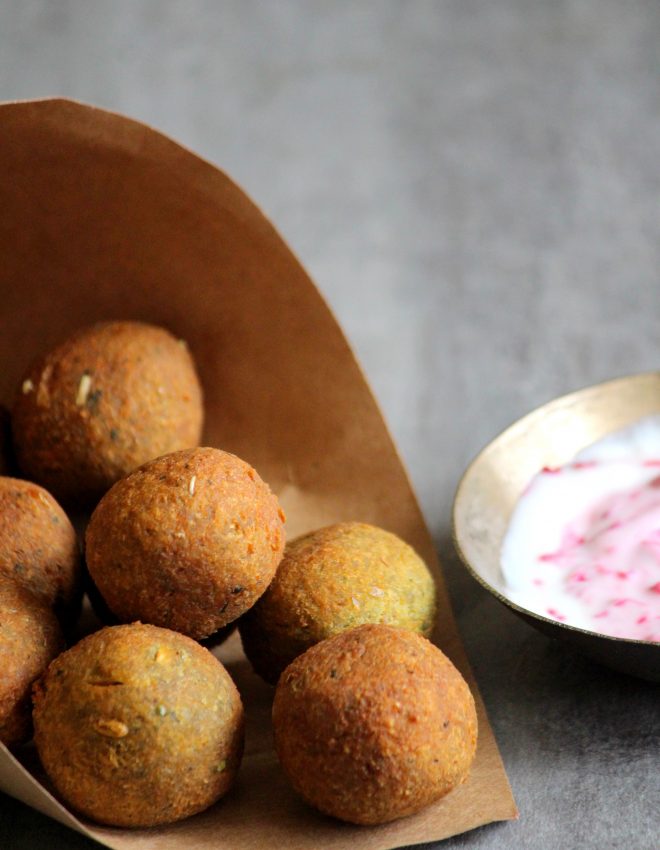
[[85, 447, 286, 639], [272, 624, 477, 825], [0, 477, 82, 620], [240, 522, 436, 683], [0, 577, 64, 746], [85, 571, 237, 648], [12, 321, 203, 503], [32, 623, 244, 827]]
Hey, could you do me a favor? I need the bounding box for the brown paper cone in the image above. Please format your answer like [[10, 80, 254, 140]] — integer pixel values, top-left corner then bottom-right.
[[0, 98, 517, 849]]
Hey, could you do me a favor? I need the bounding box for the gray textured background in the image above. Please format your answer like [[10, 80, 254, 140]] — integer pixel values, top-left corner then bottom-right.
[[1, 2, 658, 848]]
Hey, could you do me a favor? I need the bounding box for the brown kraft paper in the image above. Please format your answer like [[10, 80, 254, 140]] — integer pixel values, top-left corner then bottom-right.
[[0, 98, 517, 849]]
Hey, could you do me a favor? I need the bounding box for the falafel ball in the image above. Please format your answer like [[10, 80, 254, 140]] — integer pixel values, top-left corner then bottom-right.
[[12, 321, 203, 504], [32, 623, 244, 827], [0, 577, 64, 747], [0, 477, 82, 621], [239, 522, 436, 683], [272, 624, 477, 825], [85, 447, 286, 640]]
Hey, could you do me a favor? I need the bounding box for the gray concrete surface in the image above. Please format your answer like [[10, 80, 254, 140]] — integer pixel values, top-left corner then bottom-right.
[[0, 1, 658, 848]]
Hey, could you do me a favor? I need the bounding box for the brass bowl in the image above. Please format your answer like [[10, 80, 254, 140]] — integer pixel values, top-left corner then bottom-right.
[[452, 373, 660, 681]]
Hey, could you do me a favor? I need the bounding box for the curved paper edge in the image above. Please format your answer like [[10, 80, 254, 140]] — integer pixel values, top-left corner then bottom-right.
[[0, 744, 96, 836]]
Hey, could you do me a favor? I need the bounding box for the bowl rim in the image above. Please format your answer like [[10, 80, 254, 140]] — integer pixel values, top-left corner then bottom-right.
[[451, 370, 660, 649]]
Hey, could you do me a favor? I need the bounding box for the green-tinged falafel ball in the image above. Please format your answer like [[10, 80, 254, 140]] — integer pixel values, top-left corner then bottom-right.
[[32, 623, 244, 827], [85, 447, 286, 639], [239, 522, 436, 683], [12, 321, 203, 503], [0, 477, 82, 621], [273, 624, 477, 825], [0, 577, 64, 746]]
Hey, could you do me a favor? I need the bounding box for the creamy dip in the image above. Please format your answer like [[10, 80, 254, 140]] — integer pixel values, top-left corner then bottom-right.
[[501, 415, 660, 642]]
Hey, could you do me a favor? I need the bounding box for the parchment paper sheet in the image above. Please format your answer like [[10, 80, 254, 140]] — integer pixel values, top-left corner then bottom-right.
[[0, 99, 517, 849]]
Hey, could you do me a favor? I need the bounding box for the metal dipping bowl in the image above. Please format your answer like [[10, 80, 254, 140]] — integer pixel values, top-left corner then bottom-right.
[[452, 373, 660, 681]]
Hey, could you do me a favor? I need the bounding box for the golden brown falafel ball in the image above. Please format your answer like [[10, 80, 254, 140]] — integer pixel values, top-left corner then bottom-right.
[[0, 577, 64, 746], [85, 447, 286, 640], [0, 477, 82, 621], [273, 624, 477, 825], [32, 623, 244, 827], [12, 321, 203, 504], [239, 522, 436, 683]]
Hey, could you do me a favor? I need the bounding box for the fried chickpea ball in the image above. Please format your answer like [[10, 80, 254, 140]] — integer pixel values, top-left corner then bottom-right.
[[273, 624, 477, 825], [239, 522, 436, 683], [0, 477, 82, 621], [85, 447, 286, 640], [0, 577, 64, 746], [32, 623, 244, 827], [12, 321, 203, 503]]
